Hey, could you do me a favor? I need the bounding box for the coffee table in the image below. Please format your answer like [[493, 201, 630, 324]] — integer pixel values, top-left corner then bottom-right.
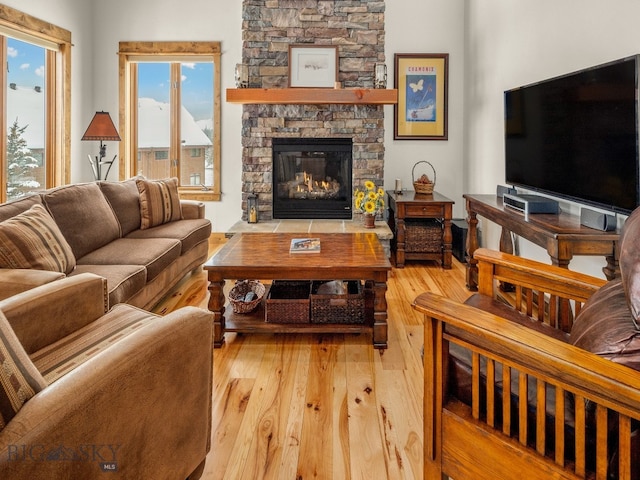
[[204, 232, 392, 349]]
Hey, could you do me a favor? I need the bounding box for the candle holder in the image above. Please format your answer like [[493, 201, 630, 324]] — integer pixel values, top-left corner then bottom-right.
[[235, 63, 249, 88], [247, 193, 258, 223], [374, 63, 387, 89]]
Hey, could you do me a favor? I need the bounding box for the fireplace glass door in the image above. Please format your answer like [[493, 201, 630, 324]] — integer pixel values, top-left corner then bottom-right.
[[272, 138, 352, 219]]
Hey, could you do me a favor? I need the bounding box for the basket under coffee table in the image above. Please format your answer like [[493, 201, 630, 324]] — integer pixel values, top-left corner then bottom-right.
[[204, 232, 392, 349]]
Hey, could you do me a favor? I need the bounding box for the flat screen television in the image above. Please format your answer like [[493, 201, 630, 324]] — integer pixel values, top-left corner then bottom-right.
[[504, 55, 640, 215]]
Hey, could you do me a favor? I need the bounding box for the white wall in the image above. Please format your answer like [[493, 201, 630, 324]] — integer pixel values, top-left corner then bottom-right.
[[385, 1, 466, 219], [465, 0, 640, 278]]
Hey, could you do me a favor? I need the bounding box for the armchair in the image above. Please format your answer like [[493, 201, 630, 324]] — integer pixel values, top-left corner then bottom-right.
[[0, 273, 213, 479], [414, 211, 640, 480]]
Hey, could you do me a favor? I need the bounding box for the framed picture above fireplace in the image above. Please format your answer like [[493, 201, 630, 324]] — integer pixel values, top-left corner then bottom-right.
[[394, 53, 449, 140], [288, 45, 338, 88]]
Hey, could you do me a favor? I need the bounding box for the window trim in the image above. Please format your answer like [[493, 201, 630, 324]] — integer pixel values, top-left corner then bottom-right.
[[0, 5, 71, 202], [118, 41, 221, 201]]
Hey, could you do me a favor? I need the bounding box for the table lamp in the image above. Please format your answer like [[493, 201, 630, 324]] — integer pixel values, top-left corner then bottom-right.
[[81, 111, 121, 181]]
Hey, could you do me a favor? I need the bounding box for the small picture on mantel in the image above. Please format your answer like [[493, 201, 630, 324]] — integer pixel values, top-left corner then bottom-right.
[[288, 45, 338, 88]]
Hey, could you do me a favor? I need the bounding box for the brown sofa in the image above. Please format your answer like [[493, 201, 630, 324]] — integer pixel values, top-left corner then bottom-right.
[[413, 207, 640, 479], [0, 272, 213, 479], [0, 178, 211, 310]]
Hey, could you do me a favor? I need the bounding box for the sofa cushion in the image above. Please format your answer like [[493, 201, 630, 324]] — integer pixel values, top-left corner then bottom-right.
[[70, 264, 147, 307], [0, 309, 48, 429], [136, 177, 182, 229], [99, 179, 142, 237], [126, 218, 211, 254], [42, 182, 121, 259], [620, 206, 640, 325], [77, 237, 181, 281], [0, 204, 76, 274], [570, 279, 640, 371], [0, 194, 43, 222], [30, 304, 157, 383]]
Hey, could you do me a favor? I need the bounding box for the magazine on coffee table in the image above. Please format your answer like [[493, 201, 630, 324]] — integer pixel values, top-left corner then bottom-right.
[[289, 237, 321, 253]]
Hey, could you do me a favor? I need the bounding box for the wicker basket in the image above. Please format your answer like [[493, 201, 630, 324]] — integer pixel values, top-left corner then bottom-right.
[[310, 280, 366, 324], [412, 161, 436, 194], [229, 280, 266, 314], [265, 281, 311, 323], [405, 219, 443, 253]]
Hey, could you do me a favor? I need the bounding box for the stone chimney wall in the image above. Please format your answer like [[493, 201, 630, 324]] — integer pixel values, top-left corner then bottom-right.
[[241, 0, 386, 221]]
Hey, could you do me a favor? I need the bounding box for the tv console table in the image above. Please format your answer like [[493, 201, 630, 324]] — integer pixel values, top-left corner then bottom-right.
[[464, 194, 620, 291]]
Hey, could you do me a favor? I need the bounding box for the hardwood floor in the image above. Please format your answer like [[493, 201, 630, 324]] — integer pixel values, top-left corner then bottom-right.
[[153, 235, 472, 480]]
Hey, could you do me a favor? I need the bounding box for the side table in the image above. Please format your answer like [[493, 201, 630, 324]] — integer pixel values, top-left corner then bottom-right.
[[387, 190, 454, 269]]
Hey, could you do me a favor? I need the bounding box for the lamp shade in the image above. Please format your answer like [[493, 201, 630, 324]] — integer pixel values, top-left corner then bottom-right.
[[81, 111, 121, 141]]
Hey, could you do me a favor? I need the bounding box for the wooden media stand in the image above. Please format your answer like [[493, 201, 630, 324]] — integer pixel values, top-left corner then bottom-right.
[[464, 194, 620, 290]]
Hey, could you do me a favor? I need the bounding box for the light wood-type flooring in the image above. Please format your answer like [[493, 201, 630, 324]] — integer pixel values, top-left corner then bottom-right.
[[153, 234, 472, 480]]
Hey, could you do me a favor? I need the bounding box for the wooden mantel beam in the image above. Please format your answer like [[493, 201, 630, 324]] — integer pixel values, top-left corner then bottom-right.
[[226, 88, 398, 105]]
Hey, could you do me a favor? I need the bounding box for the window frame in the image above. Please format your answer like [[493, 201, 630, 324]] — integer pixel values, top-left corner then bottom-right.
[[118, 41, 221, 201], [0, 5, 71, 203]]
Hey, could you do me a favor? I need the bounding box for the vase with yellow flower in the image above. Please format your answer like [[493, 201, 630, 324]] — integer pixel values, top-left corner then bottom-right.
[[354, 180, 385, 228]]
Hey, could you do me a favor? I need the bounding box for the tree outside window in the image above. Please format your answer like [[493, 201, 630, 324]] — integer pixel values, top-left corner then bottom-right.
[[1, 6, 71, 203]]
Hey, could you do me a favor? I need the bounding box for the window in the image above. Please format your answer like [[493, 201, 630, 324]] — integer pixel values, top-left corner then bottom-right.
[[154, 150, 168, 161], [0, 6, 71, 202], [118, 42, 221, 201], [190, 173, 201, 186]]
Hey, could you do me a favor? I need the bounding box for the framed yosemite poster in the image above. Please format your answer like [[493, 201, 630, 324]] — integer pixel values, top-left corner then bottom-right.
[[394, 53, 449, 140]]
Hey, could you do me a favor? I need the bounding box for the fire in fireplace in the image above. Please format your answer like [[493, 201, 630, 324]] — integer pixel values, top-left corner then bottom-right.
[[272, 138, 352, 219]]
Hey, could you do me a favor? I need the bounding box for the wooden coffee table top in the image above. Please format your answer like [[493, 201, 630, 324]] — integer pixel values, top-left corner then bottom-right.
[[205, 232, 391, 279]]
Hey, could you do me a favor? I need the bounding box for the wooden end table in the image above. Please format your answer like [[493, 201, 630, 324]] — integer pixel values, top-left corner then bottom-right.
[[204, 232, 392, 349], [387, 190, 454, 268]]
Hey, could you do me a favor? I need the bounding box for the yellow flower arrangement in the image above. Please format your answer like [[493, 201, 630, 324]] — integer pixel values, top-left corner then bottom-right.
[[354, 180, 385, 216]]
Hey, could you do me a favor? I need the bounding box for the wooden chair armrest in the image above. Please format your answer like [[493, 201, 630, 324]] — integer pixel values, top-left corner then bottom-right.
[[474, 247, 606, 302]]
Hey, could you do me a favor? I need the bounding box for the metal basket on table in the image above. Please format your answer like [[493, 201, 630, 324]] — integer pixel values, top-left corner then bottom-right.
[[229, 280, 266, 314], [412, 161, 436, 194]]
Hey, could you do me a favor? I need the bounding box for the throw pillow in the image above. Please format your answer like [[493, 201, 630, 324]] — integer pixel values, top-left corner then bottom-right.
[[0, 204, 76, 274], [136, 177, 182, 230], [0, 309, 48, 430]]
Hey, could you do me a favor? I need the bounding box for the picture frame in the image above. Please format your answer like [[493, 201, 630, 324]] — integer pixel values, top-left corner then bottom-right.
[[288, 45, 338, 88], [394, 53, 449, 140]]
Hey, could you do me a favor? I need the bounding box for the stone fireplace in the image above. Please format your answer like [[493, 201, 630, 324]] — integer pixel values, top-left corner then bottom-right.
[[240, 0, 387, 222]]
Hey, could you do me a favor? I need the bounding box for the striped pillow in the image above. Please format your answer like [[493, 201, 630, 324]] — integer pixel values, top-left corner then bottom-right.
[[136, 177, 183, 230], [0, 204, 75, 274], [0, 309, 48, 430]]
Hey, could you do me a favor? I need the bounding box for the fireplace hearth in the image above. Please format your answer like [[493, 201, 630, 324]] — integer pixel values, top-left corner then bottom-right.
[[272, 138, 353, 219]]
